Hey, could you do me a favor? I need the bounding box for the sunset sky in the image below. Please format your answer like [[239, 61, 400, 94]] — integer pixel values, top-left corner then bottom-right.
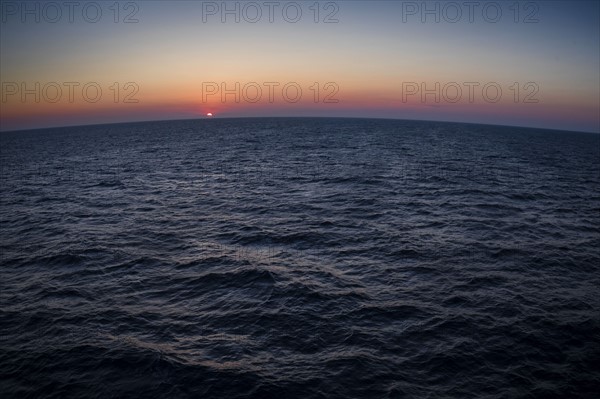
[[1, 0, 599, 132]]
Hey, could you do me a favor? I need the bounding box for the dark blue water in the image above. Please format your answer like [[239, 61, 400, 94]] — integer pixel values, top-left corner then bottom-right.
[[1, 118, 599, 398]]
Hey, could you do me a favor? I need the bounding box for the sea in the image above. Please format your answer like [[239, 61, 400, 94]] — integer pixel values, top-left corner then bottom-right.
[[1, 118, 599, 398]]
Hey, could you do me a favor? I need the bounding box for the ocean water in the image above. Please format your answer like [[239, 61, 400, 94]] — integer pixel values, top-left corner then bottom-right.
[[1, 118, 599, 398]]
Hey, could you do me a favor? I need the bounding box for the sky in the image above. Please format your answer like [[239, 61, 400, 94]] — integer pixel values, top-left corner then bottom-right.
[[0, 0, 599, 132]]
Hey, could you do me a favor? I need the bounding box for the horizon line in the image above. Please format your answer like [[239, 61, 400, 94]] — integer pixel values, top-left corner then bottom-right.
[[1, 116, 598, 135]]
